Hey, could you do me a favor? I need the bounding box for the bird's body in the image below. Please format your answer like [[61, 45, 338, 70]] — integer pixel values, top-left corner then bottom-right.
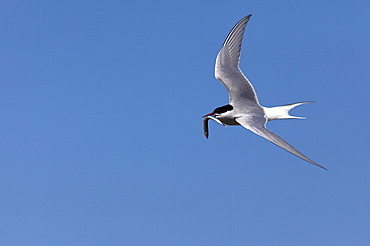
[[203, 15, 327, 170]]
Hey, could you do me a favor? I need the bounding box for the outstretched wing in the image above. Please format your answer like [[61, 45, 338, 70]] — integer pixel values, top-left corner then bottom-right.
[[236, 115, 327, 170], [215, 15, 259, 105]]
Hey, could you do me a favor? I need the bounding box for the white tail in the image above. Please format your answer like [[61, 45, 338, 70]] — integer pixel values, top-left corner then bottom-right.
[[263, 101, 314, 121]]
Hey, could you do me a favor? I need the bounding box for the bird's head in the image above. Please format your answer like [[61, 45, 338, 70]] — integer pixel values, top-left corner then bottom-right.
[[203, 104, 234, 118], [202, 104, 232, 138]]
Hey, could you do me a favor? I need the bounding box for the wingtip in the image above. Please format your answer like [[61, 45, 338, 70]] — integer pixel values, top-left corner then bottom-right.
[[320, 165, 329, 171], [316, 164, 329, 171], [310, 161, 328, 171], [244, 14, 252, 20]]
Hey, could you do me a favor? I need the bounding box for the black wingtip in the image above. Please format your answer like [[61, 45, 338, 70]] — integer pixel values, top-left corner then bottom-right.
[[242, 14, 252, 21], [320, 165, 329, 171], [312, 162, 328, 171]]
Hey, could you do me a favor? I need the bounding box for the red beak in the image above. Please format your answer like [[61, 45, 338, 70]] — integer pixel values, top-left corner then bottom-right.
[[203, 113, 215, 118]]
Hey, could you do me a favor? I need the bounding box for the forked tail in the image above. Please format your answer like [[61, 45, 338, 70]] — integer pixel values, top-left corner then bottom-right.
[[263, 101, 315, 121]]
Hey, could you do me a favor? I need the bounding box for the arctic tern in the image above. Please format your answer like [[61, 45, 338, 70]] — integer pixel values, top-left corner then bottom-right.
[[203, 14, 327, 170]]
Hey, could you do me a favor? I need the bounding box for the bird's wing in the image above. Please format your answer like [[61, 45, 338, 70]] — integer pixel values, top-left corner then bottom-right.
[[235, 115, 327, 170], [215, 15, 259, 105]]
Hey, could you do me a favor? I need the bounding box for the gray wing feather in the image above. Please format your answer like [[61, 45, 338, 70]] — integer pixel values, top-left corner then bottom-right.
[[236, 115, 327, 170], [215, 15, 259, 104]]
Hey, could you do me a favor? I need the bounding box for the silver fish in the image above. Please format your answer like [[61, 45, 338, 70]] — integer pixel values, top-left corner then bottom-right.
[[203, 115, 226, 139]]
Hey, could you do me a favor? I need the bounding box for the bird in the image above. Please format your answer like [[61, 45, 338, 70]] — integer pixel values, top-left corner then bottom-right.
[[203, 14, 327, 170]]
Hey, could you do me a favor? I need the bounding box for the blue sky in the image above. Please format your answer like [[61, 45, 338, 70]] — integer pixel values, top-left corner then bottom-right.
[[1, 1, 369, 245]]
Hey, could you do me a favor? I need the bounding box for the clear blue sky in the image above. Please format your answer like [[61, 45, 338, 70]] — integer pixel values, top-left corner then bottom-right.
[[1, 1, 369, 245]]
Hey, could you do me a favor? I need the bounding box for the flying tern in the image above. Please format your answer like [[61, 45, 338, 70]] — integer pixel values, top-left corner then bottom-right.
[[203, 15, 327, 170]]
